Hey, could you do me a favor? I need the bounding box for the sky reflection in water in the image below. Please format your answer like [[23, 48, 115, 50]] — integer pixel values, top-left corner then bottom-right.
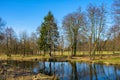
[[33, 62, 120, 80]]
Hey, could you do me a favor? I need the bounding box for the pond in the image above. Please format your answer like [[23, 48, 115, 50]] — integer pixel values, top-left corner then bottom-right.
[[0, 60, 120, 80]]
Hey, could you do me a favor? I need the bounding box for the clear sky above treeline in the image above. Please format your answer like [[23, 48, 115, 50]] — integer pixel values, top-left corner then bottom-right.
[[0, 0, 113, 35]]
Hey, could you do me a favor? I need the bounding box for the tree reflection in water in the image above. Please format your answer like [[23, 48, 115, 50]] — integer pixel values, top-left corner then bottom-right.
[[0, 60, 120, 80], [33, 62, 120, 80], [0, 60, 38, 79]]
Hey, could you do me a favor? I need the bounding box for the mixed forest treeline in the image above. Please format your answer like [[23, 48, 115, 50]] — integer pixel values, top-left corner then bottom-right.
[[0, 0, 120, 59]]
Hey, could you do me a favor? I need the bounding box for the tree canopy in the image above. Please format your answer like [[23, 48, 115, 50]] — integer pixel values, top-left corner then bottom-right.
[[37, 11, 59, 56]]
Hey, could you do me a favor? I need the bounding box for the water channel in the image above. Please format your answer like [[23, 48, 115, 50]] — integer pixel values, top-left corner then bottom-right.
[[0, 60, 120, 80]]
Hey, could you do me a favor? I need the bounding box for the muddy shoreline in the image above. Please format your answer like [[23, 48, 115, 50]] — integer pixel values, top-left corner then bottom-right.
[[0, 61, 58, 80]]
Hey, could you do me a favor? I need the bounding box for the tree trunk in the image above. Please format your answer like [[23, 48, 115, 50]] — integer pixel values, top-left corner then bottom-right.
[[89, 37, 92, 60], [49, 45, 51, 56], [73, 35, 77, 56]]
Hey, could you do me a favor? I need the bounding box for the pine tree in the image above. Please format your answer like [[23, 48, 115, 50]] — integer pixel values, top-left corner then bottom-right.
[[37, 11, 59, 56]]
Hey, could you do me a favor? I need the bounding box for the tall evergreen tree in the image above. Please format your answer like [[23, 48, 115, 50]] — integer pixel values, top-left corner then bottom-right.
[[37, 11, 59, 56]]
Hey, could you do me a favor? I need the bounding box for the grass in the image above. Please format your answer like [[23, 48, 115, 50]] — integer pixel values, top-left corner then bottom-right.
[[0, 54, 52, 60], [48, 51, 120, 56], [0, 51, 120, 65], [7, 73, 57, 80], [94, 57, 120, 65]]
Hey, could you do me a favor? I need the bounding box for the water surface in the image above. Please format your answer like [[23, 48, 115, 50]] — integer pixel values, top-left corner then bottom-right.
[[33, 62, 120, 80], [0, 60, 120, 80]]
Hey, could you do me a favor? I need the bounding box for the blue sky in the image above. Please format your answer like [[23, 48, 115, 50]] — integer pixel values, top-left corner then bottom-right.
[[0, 0, 113, 36]]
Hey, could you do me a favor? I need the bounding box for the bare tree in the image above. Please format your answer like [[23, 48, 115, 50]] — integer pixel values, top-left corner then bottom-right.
[[62, 9, 85, 56], [113, 0, 120, 26], [0, 18, 5, 54], [19, 31, 28, 56], [4, 27, 17, 56], [86, 4, 107, 59], [58, 35, 64, 56], [111, 0, 120, 53], [0, 18, 5, 43], [29, 32, 38, 54]]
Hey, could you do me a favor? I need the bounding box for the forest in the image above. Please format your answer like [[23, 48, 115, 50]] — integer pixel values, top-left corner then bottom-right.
[[0, 0, 120, 60]]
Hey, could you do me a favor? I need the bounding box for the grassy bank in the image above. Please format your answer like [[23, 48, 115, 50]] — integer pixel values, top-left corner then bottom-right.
[[93, 57, 120, 65], [0, 54, 120, 65], [0, 54, 50, 61]]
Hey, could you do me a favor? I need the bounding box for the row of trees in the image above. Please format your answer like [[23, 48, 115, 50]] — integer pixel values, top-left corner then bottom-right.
[[0, 0, 120, 59], [62, 4, 107, 59], [0, 25, 38, 56], [64, 0, 120, 59], [37, 0, 120, 59]]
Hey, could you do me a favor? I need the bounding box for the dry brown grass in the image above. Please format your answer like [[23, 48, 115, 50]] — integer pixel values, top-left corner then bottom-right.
[[7, 73, 56, 80], [0, 52, 120, 65]]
